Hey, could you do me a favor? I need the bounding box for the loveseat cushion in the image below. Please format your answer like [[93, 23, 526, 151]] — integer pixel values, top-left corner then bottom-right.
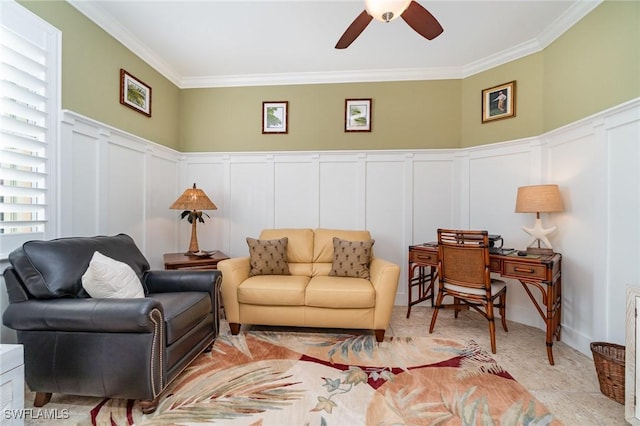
[[247, 237, 290, 276], [259, 228, 314, 276], [237, 275, 310, 306], [8, 234, 150, 299], [305, 276, 375, 308], [148, 292, 212, 345]]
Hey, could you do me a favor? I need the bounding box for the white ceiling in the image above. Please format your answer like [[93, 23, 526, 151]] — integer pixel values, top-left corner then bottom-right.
[[68, 0, 602, 88]]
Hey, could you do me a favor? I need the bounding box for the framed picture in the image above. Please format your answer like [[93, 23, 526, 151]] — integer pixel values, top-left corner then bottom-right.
[[345, 98, 372, 132], [119, 69, 152, 117], [262, 101, 288, 134], [482, 81, 516, 123]]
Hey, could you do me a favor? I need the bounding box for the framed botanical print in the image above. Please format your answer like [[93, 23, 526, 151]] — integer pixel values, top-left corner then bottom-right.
[[345, 98, 372, 132], [119, 69, 152, 117], [262, 101, 288, 134]]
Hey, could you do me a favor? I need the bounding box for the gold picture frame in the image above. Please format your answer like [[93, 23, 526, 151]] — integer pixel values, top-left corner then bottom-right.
[[482, 81, 516, 123]]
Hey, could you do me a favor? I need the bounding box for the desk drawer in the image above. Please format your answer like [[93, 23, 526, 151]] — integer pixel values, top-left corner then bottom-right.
[[410, 250, 438, 266], [490, 258, 501, 273], [502, 260, 547, 280]]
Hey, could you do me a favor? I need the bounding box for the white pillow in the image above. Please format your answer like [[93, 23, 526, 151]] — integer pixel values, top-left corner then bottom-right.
[[81, 251, 145, 298]]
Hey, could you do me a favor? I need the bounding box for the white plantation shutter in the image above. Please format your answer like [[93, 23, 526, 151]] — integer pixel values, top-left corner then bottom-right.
[[0, 1, 60, 255]]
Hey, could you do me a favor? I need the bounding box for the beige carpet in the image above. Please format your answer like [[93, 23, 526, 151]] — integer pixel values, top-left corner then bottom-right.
[[89, 331, 558, 425]]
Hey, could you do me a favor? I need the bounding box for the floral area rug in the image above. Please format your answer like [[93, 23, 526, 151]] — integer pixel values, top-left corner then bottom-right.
[[90, 332, 558, 425]]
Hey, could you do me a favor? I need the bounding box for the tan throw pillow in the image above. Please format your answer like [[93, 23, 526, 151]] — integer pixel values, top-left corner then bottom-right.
[[247, 237, 290, 276], [329, 237, 375, 279]]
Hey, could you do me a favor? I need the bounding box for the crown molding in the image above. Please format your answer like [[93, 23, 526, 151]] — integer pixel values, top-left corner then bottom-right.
[[461, 0, 603, 78], [179, 67, 465, 88], [68, 0, 604, 89], [67, 0, 182, 87], [537, 0, 603, 49]]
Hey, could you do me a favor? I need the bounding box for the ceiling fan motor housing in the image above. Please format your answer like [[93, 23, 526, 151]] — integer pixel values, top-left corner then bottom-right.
[[365, 0, 412, 22]]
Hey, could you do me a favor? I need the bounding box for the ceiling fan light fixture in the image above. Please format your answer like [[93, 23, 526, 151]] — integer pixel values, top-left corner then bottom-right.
[[365, 0, 411, 23]]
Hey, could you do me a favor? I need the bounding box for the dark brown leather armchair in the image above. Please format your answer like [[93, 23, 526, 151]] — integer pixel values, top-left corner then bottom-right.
[[2, 234, 220, 413]]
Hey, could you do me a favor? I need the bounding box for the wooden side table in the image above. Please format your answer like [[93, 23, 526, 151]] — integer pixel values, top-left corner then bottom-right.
[[164, 251, 230, 320], [407, 243, 438, 318], [163, 251, 230, 270]]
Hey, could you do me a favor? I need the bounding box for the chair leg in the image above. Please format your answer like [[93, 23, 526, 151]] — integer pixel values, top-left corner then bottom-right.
[[500, 292, 508, 332], [34, 392, 52, 407], [486, 303, 497, 354], [374, 329, 385, 342], [429, 291, 445, 333], [453, 297, 460, 318]]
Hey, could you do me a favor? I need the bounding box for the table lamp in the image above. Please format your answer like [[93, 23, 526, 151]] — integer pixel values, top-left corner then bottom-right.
[[170, 183, 217, 254], [515, 184, 564, 254]]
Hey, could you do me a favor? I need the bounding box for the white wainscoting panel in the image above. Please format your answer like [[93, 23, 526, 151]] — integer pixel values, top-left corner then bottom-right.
[[147, 153, 181, 268], [274, 160, 318, 229], [319, 159, 360, 230], [607, 115, 640, 345], [411, 155, 455, 243], [60, 111, 181, 269], [59, 117, 101, 237], [227, 160, 273, 255], [105, 140, 146, 243], [365, 158, 406, 291]]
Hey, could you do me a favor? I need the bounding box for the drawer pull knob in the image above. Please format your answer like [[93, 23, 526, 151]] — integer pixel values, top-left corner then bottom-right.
[[514, 267, 535, 273]]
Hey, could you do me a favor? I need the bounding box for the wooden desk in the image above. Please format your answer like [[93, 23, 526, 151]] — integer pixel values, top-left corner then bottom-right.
[[408, 243, 562, 365], [163, 251, 229, 270]]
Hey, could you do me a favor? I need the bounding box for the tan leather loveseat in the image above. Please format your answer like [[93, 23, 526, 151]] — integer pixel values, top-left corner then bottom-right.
[[218, 228, 400, 341]]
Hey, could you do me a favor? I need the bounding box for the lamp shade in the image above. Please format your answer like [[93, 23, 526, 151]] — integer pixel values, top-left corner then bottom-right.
[[515, 184, 564, 213], [365, 0, 411, 22], [170, 183, 217, 211]]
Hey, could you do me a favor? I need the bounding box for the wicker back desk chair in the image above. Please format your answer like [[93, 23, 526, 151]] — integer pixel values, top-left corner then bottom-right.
[[429, 229, 508, 353]]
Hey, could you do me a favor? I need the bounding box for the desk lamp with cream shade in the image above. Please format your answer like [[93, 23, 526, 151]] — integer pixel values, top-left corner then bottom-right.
[[170, 183, 217, 254], [515, 184, 564, 254]]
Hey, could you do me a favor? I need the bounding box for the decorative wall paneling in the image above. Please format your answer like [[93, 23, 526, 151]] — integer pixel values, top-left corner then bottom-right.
[[14, 100, 636, 357], [59, 111, 181, 269]]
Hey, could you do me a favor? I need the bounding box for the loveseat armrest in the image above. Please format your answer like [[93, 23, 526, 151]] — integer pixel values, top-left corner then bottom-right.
[[369, 258, 401, 330], [217, 257, 250, 323], [2, 298, 163, 333]]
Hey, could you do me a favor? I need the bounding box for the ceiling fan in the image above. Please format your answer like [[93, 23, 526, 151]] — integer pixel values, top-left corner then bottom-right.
[[335, 0, 443, 49]]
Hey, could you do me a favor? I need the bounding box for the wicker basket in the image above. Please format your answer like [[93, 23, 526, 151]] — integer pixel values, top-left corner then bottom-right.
[[590, 342, 625, 404]]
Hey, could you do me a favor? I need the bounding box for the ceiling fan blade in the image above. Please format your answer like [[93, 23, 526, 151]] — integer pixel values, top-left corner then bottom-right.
[[401, 1, 443, 40], [335, 10, 373, 49]]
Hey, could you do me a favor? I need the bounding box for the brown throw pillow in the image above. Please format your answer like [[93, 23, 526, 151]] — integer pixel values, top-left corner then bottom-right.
[[247, 237, 290, 276], [329, 237, 375, 279]]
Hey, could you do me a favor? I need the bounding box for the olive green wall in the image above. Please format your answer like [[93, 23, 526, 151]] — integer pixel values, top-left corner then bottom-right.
[[461, 53, 545, 148], [18, 0, 181, 150], [542, 0, 640, 132], [180, 1, 638, 152], [17, 1, 640, 152], [179, 80, 461, 152]]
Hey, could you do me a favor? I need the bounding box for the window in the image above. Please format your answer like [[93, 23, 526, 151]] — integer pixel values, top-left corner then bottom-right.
[[0, 1, 60, 256]]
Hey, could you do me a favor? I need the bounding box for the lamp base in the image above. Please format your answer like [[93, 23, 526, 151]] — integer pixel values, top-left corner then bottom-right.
[[187, 216, 200, 253], [526, 247, 554, 255]]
